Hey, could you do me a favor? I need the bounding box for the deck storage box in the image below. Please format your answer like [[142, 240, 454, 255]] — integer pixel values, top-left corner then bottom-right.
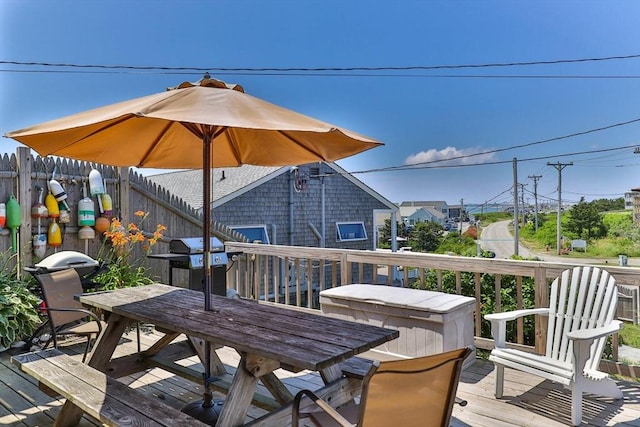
[[320, 284, 476, 368]]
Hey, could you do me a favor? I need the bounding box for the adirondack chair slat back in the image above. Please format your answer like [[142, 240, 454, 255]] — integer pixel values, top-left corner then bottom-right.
[[545, 266, 618, 368]]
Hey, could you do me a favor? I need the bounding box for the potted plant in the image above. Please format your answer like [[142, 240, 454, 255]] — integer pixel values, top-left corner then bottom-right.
[[0, 253, 42, 351]]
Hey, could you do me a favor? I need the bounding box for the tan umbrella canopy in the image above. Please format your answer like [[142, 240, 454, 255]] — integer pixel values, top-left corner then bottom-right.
[[5, 74, 382, 303], [5, 74, 382, 421], [6, 75, 380, 169]]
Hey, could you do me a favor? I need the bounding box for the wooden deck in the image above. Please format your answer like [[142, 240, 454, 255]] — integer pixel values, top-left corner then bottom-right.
[[1, 328, 639, 427]]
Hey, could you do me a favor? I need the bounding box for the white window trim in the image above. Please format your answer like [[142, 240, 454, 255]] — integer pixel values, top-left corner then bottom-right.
[[336, 221, 367, 242], [230, 225, 270, 244]]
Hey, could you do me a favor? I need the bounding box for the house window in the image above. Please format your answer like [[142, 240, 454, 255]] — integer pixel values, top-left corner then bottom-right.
[[230, 225, 270, 244], [336, 222, 367, 242]]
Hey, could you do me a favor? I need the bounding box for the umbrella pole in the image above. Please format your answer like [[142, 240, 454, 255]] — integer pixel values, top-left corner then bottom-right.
[[202, 133, 214, 403], [182, 132, 221, 424]]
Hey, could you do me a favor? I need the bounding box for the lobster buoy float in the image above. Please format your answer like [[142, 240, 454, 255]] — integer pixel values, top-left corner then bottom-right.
[[95, 216, 110, 234], [47, 221, 62, 247], [0, 203, 5, 230], [49, 178, 70, 210], [78, 182, 95, 226], [78, 225, 96, 240], [89, 169, 105, 213], [59, 207, 71, 224], [32, 234, 47, 259], [6, 195, 21, 253], [31, 187, 48, 219], [45, 192, 59, 218]]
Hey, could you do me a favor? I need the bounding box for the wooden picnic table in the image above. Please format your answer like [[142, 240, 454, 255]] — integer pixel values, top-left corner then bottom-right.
[[58, 283, 398, 427]]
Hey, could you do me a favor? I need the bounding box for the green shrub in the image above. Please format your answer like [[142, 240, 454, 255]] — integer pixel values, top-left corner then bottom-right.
[[411, 270, 537, 345], [0, 252, 42, 349]]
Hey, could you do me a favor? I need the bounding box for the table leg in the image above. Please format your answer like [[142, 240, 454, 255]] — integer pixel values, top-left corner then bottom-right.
[[320, 364, 343, 384], [189, 336, 227, 376], [53, 314, 128, 427], [216, 353, 280, 427]]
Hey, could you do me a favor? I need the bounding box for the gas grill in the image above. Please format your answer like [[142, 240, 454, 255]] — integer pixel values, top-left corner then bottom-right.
[[150, 237, 228, 296]]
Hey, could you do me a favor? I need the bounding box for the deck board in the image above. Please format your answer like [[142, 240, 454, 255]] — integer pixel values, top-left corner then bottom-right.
[[2, 328, 639, 427]]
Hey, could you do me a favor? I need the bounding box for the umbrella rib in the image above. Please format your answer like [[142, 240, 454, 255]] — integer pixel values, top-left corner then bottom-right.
[[137, 121, 177, 167], [223, 128, 244, 165], [277, 130, 328, 161]]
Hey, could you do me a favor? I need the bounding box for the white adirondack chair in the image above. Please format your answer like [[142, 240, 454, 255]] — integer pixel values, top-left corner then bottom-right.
[[485, 266, 623, 426]]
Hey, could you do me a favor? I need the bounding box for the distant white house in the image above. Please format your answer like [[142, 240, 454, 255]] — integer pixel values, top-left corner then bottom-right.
[[400, 205, 446, 226]]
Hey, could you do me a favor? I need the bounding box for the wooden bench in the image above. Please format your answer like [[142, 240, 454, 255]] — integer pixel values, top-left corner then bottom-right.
[[339, 356, 376, 379], [11, 348, 209, 427]]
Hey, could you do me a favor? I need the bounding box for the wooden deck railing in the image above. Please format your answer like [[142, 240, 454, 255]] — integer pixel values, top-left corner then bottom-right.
[[224, 242, 640, 373]]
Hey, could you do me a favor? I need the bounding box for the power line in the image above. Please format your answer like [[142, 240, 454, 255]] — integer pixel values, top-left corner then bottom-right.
[[4, 69, 640, 79], [351, 143, 638, 174], [399, 117, 640, 169], [2, 53, 640, 73]]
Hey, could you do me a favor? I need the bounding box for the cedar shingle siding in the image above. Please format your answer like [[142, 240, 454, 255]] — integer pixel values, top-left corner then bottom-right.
[[150, 162, 395, 286]]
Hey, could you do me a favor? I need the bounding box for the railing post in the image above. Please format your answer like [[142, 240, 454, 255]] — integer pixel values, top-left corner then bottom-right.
[[17, 147, 32, 276], [534, 266, 548, 353], [340, 252, 349, 285]]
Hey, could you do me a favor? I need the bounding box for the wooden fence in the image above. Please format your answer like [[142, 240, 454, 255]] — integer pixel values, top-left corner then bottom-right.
[[0, 147, 245, 283]]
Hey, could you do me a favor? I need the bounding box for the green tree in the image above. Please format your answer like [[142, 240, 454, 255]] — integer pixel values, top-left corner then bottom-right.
[[409, 221, 443, 252], [591, 197, 624, 212], [378, 218, 408, 248], [566, 198, 605, 240]]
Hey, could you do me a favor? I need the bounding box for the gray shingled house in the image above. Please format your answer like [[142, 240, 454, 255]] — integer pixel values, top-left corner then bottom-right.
[[148, 162, 397, 251]]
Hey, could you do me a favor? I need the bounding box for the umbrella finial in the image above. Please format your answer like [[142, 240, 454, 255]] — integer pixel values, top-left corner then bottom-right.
[[203, 72, 211, 79]]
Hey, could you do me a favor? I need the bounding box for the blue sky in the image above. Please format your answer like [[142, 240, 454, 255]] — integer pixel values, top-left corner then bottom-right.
[[2, 1, 640, 211]]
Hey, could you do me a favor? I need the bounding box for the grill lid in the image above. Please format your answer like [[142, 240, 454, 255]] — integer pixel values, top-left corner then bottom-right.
[[169, 237, 225, 254]]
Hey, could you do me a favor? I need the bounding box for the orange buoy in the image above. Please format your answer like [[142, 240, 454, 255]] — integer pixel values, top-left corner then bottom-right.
[[95, 216, 110, 233]]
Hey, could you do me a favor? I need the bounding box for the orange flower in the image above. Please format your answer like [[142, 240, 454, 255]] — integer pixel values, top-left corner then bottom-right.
[[134, 210, 146, 217]]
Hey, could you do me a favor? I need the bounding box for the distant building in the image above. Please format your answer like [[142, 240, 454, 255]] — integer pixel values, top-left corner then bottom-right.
[[398, 201, 452, 227], [400, 206, 446, 226], [148, 162, 397, 250]]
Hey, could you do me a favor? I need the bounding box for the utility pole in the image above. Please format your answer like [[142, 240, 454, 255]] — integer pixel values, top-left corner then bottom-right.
[[528, 174, 542, 231], [518, 183, 527, 227], [513, 158, 519, 256], [459, 198, 464, 235], [547, 162, 573, 255]]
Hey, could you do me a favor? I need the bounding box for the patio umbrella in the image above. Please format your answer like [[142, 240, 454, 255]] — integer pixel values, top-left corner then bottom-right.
[[4, 74, 382, 422]]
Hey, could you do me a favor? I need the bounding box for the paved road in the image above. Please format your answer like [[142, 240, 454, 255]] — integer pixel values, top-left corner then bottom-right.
[[478, 220, 534, 259], [479, 220, 639, 266]]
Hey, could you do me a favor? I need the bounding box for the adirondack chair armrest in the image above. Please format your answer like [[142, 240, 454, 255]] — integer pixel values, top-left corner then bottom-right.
[[566, 320, 623, 342], [485, 308, 550, 322], [485, 308, 550, 348]]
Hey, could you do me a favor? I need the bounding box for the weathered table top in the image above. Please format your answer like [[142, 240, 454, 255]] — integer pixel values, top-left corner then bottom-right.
[[78, 283, 398, 372]]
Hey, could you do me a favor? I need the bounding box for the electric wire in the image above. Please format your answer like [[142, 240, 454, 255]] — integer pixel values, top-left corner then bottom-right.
[[2, 54, 640, 72]]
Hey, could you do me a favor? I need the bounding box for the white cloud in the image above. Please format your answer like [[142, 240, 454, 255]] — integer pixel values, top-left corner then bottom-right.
[[405, 146, 497, 166]]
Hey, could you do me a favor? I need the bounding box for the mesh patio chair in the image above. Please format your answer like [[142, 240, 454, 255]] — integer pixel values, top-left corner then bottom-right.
[[36, 268, 105, 362], [292, 347, 471, 427]]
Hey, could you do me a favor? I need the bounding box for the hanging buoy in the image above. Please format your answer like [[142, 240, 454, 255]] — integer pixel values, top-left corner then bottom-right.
[[47, 221, 62, 247], [6, 195, 21, 253], [31, 187, 48, 219], [101, 180, 113, 217], [78, 225, 96, 240], [78, 182, 95, 226], [95, 216, 110, 234], [49, 178, 70, 210], [0, 203, 5, 230], [32, 234, 47, 259], [89, 169, 105, 213], [45, 192, 59, 218], [59, 207, 71, 224]]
